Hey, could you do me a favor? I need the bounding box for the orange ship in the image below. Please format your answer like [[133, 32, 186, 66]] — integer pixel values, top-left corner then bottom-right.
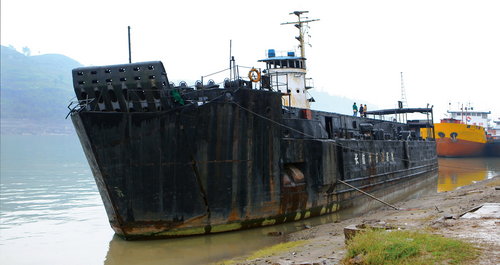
[[433, 118, 486, 157], [423, 106, 490, 157]]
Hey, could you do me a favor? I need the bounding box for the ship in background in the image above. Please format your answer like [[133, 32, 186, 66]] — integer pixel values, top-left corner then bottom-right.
[[486, 118, 500, 156], [429, 104, 489, 157], [68, 12, 437, 240]]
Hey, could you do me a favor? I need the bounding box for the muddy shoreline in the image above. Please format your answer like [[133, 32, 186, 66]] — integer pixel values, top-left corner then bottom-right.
[[225, 176, 500, 265]]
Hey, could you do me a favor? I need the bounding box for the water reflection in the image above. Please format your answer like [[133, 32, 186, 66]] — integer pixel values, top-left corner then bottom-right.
[[106, 228, 283, 265], [437, 157, 500, 192], [104, 213, 342, 265]]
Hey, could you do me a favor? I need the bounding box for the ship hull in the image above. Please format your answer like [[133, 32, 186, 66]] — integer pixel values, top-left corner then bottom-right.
[[71, 88, 437, 240], [436, 138, 485, 157], [485, 139, 500, 157], [434, 123, 486, 157]]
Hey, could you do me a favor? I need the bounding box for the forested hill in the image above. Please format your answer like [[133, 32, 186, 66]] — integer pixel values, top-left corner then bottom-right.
[[1, 45, 82, 134]]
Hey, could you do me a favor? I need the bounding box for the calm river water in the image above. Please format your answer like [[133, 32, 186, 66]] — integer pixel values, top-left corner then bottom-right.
[[1, 135, 499, 265]]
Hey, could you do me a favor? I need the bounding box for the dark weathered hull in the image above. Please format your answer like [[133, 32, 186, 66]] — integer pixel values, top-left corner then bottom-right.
[[71, 87, 437, 240]]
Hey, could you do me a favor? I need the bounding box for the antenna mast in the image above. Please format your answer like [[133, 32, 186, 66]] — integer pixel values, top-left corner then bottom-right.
[[128, 26, 132, 64], [400, 72, 408, 107], [281, 11, 319, 59]]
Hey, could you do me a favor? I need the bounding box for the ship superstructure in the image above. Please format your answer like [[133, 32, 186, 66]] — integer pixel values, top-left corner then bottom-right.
[[259, 50, 312, 108], [446, 106, 491, 127], [487, 118, 500, 139], [258, 11, 318, 109]]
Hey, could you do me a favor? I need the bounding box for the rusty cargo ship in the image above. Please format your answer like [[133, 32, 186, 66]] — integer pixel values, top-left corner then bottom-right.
[[68, 12, 438, 240]]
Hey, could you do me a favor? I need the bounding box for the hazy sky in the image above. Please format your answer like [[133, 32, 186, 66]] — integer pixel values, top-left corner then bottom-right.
[[2, 0, 499, 121]]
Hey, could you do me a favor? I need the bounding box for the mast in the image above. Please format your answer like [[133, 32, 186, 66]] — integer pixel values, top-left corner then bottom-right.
[[281, 11, 319, 60], [400, 72, 407, 107], [128, 26, 132, 64]]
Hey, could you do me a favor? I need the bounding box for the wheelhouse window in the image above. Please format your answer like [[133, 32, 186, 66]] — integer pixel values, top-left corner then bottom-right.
[[266, 59, 305, 69]]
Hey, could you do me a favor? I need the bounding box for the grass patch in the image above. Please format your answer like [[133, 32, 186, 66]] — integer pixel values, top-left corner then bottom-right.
[[342, 229, 478, 265]]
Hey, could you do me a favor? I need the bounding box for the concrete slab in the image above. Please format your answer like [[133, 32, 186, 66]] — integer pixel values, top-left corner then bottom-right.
[[461, 203, 500, 219]]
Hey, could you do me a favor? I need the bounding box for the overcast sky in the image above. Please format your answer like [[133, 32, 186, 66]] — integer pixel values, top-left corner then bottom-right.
[[2, 0, 499, 121]]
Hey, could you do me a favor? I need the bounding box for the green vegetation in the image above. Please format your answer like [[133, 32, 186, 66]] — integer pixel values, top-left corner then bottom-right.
[[342, 229, 478, 265]]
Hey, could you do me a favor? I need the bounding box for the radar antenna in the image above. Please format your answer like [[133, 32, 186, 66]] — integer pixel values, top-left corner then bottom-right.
[[281, 11, 319, 59]]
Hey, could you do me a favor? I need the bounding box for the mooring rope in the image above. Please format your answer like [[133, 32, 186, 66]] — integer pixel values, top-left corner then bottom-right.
[[337, 179, 400, 210]]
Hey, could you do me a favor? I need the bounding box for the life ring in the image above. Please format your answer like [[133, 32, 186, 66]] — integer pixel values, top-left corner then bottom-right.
[[248, 68, 261, 82]]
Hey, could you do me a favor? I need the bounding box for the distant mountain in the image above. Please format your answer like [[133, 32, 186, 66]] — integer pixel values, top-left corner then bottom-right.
[[1, 46, 82, 134]]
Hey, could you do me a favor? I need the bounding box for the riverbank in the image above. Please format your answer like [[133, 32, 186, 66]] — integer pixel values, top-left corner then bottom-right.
[[223, 176, 500, 265]]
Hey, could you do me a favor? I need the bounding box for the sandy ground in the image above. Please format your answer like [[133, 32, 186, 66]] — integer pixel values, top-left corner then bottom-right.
[[227, 176, 500, 265]]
